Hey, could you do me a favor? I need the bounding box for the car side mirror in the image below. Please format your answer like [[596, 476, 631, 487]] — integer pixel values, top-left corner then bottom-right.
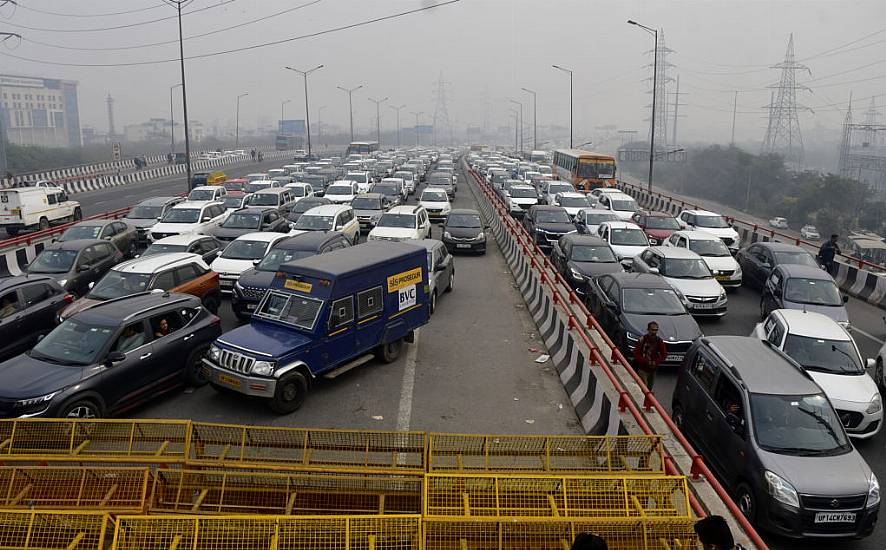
[[37, 334, 45, 341], [78, 264, 91, 272], [648, 267, 659, 275], [253, 259, 261, 266], [866, 358, 876, 370], [106, 351, 126, 364], [88, 281, 95, 289]]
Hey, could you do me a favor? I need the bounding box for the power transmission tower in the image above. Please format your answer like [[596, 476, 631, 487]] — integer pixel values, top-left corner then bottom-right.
[[669, 74, 687, 146], [432, 72, 453, 146], [645, 30, 674, 148], [761, 34, 811, 169], [864, 97, 881, 146], [106, 94, 116, 137], [837, 93, 852, 178]]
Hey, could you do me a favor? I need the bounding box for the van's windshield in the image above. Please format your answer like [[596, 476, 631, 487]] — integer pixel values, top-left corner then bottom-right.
[[255, 290, 323, 331], [750, 393, 851, 456]]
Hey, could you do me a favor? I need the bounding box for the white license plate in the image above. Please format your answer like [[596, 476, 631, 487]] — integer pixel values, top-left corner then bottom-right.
[[246, 303, 257, 311], [456, 243, 471, 249], [691, 302, 718, 310], [666, 354, 684, 363], [219, 280, 233, 287], [815, 512, 856, 524]]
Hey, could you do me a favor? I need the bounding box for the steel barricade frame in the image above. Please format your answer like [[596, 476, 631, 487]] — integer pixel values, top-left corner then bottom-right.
[[0, 466, 150, 513], [427, 433, 665, 474], [0, 509, 112, 550]]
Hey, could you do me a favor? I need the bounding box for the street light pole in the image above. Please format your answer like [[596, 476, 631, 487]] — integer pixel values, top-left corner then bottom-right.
[[280, 99, 291, 133], [165, 0, 193, 190], [521, 87, 537, 151], [169, 83, 182, 153], [389, 104, 406, 148], [628, 19, 659, 192], [552, 65, 573, 148], [318, 106, 326, 143], [368, 97, 388, 145], [286, 65, 324, 159], [337, 84, 363, 143], [509, 99, 523, 154], [509, 109, 519, 153], [410, 111, 423, 146], [235, 92, 248, 149]]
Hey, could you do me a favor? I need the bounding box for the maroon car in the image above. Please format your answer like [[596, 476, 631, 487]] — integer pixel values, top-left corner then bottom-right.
[[631, 211, 681, 246]]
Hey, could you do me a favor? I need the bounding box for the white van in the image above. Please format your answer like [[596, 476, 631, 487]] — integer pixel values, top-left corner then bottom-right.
[[0, 187, 82, 235]]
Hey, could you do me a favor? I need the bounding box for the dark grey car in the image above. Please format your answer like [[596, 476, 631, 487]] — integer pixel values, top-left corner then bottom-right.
[[551, 234, 624, 295], [414, 239, 454, 315], [58, 219, 137, 258], [204, 206, 289, 243], [287, 197, 332, 224], [442, 209, 487, 255], [761, 264, 849, 326], [25, 239, 123, 297], [736, 241, 820, 289], [124, 197, 184, 246], [671, 336, 878, 539], [351, 193, 391, 232], [0, 275, 71, 361]]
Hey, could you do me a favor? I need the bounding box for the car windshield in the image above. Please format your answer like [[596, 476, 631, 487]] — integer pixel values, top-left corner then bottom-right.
[[30, 318, 115, 366], [248, 194, 281, 206], [611, 200, 637, 212], [585, 212, 620, 225], [549, 184, 573, 195], [162, 208, 201, 223], [621, 288, 686, 315], [447, 214, 482, 228], [348, 174, 368, 183], [774, 251, 818, 267], [422, 191, 448, 202], [256, 290, 323, 331], [222, 212, 261, 229], [536, 210, 571, 224], [289, 186, 307, 197], [88, 271, 152, 300], [28, 249, 77, 273], [784, 278, 843, 306], [570, 245, 616, 263], [509, 188, 536, 199], [609, 228, 647, 246], [188, 190, 215, 201], [223, 182, 245, 192], [377, 214, 416, 229], [783, 334, 864, 374], [142, 243, 187, 256], [660, 258, 712, 279], [221, 196, 244, 209], [644, 217, 680, 230], [689, 239, 731, 257], [394, 172, 413, 180], [750, 393, 851, 456], [127, 205, 163, 219], [61, 225, 102, 240], [373, 184, 399, 196], [326, 186, 352, 196], [245, 182, 272, 194], [559, 196, 591, 207], [294, 215, 334, 231], [351, 197, 382, 210], [257, 249, 316, 271], [221, 239, 271, 260], [694, 215, 730, 228]]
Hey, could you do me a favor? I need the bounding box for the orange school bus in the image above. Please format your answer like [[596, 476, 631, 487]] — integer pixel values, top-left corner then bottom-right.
[[552, 149, 617, 192]]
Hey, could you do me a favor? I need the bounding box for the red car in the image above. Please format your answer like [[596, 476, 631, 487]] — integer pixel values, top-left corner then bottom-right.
[[631, 211, 681, 246], [222, 179, 248, 196]]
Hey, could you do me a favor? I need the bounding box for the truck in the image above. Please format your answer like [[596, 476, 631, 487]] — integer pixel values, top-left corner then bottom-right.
[[203, 241, 431, 413], [0, 187, 82, 235]]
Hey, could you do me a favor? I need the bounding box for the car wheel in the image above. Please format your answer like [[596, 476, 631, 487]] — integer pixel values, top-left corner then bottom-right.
[[376, 338, 403, 363], [877, 358, 885, 391], [73, 208, 82, 221], [184, 346, 209, 386], [59, 397, 102, 419], [268, 372, 308, 414], [430, 291, 437, 315], [446, 271, 454, 293], [202, 293, 220, 315], [736, 483, 757, 524], [38, 217, 49, 231]]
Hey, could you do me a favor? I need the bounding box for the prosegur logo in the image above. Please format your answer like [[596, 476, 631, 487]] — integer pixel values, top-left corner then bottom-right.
[[387, 267, 422, 293]]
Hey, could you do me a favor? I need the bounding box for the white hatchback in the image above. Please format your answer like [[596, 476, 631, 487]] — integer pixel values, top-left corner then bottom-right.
[[210, 232, 291, 293], [368, 205, 432, 242], [149, 201, 228, 241], [419, 188, 452, 223], [676, 209, 740, 250], [632, 246, 727, 317], [288, 204, 360, 245], [325, 181, 359, 204], [596, 221, 649, 263], [665, 230, 742, 289]]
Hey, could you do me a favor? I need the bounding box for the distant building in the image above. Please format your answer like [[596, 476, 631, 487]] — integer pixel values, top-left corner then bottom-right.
[[0, 74, 81, 148], [124, 118, 204, 145]]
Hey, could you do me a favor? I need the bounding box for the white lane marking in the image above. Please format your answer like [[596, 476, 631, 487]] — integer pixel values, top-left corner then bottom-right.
[[396, 328, 421, 431], [853, 326, 885, 346]]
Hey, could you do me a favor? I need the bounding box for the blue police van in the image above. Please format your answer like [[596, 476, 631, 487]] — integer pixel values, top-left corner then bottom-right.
[[203, 241, 430, 413]]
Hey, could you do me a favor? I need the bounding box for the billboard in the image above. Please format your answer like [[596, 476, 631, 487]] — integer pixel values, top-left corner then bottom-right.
[[415, 124, 434, 135], [279, 119, 305, 135]]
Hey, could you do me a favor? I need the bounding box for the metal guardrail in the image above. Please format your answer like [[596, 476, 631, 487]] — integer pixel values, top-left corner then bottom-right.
[[0, 466, 149, 512], [0, 509, 113, 550], [0, 206, 132, 251]]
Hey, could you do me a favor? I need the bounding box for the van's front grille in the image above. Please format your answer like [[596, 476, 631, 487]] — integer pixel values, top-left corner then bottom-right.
[[218, 349, 255, 374]]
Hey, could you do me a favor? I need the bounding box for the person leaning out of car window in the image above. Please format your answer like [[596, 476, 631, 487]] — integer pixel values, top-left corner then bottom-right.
[[633, 321, 667, 390]]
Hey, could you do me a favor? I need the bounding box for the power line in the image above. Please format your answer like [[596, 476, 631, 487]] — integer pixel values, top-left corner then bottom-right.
[[0, 0, 461, 67], [20, 0, 323, 52], [15, 1, 166, 18]]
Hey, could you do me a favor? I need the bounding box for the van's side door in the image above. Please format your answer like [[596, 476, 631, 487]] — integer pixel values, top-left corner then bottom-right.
[[324, 295, 356, 367], [678, 350, 720, 458], [354, 286, 385, 355], [709, 377, 750, 487]]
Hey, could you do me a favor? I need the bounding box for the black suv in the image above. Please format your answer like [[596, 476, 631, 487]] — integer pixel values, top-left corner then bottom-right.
[[0, 292, 221, 418], [522, 205, 575, 252], [0, 275, 72, 361], [25, 239, 123, 297]]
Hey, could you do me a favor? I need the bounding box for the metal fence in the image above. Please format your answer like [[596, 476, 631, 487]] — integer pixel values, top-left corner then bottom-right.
[[0, 466, 150, 513], [0, 510, 113, 550]]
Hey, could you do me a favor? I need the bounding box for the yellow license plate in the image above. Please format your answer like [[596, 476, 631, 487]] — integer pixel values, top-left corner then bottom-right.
[[716, 275, 729, 281], [218, 373, 242, 388]]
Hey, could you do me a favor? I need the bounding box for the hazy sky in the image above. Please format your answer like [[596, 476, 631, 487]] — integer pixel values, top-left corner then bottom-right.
[[1, 0, 884, 146]]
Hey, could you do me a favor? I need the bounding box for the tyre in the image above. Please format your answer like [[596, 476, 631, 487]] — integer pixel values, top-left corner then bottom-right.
[[430, 291, 437, 315], [38, 217, 49, 231], [736, 483, 757, 524], [58, 396, 102, 419], [184, 347, 209, 386], [202, 293, 220, 315], [376, 338, 403, 363], [73, 208, 82, 221], [268, 372, 308, 414], [446, 271, 454, 293]]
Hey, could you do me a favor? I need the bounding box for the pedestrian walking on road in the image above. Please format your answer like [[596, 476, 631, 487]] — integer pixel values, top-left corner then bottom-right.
[[694, 515, 748, 550], [633, 321, 667, 390], [251, 149, 256, 161], [817, 234, 841, 275], [258, 151, 263, 162]]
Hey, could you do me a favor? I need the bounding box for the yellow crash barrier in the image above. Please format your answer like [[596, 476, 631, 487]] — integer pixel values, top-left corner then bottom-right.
[[0, 466, 150, 513], [0, 510, 112, 550], [427, 433, 665, 474]]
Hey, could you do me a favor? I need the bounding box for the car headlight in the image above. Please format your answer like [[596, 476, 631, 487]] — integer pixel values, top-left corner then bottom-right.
[[674, 289, 690, 307], [569, 267, 585, 281], [233, 280, 243, 291], [866, 394, 882, 415], [443, 231, 452, 239], [868, 473, 880, 508], [765, 470, 800, 508], [57, 279, 67, 287], [733, 265, 743, 278], [251, 361, 276, 376], [625, 332, 641, 342], [647, 236, 658, 245], [208, 345, 221, 362], [14, 391, 59, 409], [475, 232, 485, 240], [718, 289, 727, 301]]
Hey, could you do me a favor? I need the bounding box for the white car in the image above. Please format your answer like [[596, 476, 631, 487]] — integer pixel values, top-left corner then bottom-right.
[[543, 181, 575, 206], [392, 171, 416, 194], [210, 232, 291, 293], [506, 184, 539, 217], [267, 168, 288, 179], [596, 221, 649, 264], [676, 209, 740, 250], [769, 216, 789, 229], [419, 188, 452, 223], [575, 210, 621, 236], [380, 177, 408, 201], [554, 192, 593, 219], [800, 224, 821, 240], [288, 204, 360, 245], [590, 187, 624, 200], [346, 171, 373, 193], [665, 230, 742, 289], [755, 309, 881, 439], [325, 181, 359, 204], [284, 182, 315, 202], [368, 205, 432, 242], [149, 201, 228, 241], [597, 192, 638, 221], [633, 246, 727, 317]]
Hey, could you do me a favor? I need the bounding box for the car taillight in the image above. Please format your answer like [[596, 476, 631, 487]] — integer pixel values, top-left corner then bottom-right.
[[63, 294, 74, 303]]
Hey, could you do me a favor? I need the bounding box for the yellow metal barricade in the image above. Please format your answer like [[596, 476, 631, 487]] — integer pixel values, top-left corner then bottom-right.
[[0, 466, 150, 513], [424, 474, 691, 519], [0, 419, 189, 464], [0, 510, 112, 550], [150, 469, 423, 516], [188, 422, 426, 472], [423, 517, 698, 550], [427, 434, 665, 474], [112, 514, 423, 550]]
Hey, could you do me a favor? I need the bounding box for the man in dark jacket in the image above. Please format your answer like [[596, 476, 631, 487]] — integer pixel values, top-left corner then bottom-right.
[[818, 234, 841, 275], [633, 321, 667, 389]]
